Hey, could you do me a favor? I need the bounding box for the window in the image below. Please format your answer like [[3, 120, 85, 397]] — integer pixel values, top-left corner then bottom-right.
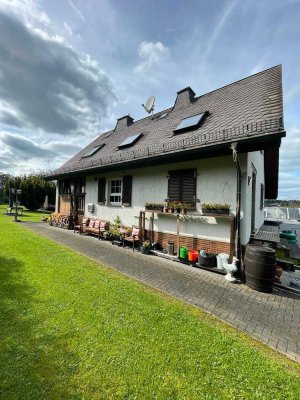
[[168, 169, 197, 208], [158, 112, 168, 119], [174, 113, 207, 134], [82, 144, 105, 158], [98, 176, 132, 207], [118, 133, 143, 148], [109, 179, 122, 206]]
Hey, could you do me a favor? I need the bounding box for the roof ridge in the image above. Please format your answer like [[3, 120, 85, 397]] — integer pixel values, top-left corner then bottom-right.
[[194, 65, 282, 101], [96, 66, 281, 138]]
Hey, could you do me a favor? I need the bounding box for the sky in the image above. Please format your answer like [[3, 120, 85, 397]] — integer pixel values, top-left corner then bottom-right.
[[0, 0, 300, 199]]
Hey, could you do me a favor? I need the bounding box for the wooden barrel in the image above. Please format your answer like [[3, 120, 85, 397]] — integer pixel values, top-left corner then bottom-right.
[[244, 245, 276, 293]]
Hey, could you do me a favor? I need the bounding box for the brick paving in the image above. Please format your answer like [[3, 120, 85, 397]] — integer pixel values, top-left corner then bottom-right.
[[23, 222, 300, 363]]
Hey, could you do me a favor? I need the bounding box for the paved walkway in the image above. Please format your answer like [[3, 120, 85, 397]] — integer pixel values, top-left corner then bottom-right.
[[23, 222, 300, 363]]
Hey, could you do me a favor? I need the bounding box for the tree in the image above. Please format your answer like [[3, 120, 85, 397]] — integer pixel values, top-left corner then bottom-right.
[[5, 175, 55, 210], [0, 173, 12, 204]]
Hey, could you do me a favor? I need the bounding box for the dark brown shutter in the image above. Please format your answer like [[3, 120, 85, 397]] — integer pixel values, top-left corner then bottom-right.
[[122, 175, 132, 206], [168, 172, 181, 201], [168, 169, 196, 208], [182, 170, 196, 207], [98, 178, 106, 205], [260, 183, 264, 210]]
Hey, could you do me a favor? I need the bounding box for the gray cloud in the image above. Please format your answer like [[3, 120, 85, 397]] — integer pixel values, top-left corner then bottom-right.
[[45, 141, 82, 155], [1, 132, 57, 160], [0, 10, 115, 136]]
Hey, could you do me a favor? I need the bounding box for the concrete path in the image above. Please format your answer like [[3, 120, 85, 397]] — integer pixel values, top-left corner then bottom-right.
[[23, 222, 300, 363]]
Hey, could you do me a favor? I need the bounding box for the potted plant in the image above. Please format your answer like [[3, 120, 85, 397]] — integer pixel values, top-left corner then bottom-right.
[[140, 240, 151, 254], [108, 215, 122, 240], [173, 201, 183, 214], [167, 201, 175, 213], [201, 202, 230, 215], [181, 203, 189, 214], [163, 202, 170, 213]]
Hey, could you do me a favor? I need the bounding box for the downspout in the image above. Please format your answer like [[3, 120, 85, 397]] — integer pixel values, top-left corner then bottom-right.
[[230, 142, 244, 280]]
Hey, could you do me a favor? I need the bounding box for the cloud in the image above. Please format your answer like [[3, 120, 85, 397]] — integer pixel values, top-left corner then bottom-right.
[[135, 41, 169, 73], [0, 8, 116, 136], [0, 131, 57, 160]]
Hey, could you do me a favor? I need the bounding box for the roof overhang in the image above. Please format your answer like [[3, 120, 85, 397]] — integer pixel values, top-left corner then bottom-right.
[[45, 130, 285, 180]]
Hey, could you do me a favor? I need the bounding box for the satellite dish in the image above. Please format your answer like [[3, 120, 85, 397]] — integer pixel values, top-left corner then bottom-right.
[[142, 96, 155, 114]]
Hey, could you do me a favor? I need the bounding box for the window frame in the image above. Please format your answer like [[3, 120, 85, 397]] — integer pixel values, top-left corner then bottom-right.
[[109, 178, 123, 206]]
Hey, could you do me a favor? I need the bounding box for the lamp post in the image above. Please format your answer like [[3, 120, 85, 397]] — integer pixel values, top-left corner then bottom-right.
[[11, 188, 22, 222]]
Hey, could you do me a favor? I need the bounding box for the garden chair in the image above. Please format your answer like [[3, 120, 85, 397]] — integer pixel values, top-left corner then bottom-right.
[[124, 226, 140, 251]]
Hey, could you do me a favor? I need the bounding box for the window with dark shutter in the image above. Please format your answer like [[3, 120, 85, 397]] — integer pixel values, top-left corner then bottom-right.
[[98, 178, 106, 205], [122, 175, 132, 206], [168, 169, 196, 208]]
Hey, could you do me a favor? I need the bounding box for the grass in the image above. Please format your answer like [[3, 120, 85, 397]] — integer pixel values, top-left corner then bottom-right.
[[0, 206, 300, 399]]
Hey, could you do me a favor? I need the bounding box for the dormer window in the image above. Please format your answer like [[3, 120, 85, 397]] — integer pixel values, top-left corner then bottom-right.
[[174, 112, 207, 134], [82, 144, 105, 158]]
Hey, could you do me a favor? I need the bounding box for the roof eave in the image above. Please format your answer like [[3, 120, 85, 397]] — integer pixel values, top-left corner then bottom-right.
[[45, 130, 285, 180]]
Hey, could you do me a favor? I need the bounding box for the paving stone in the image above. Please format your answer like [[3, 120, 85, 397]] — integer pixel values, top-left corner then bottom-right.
[[23, 222, 300, 363]]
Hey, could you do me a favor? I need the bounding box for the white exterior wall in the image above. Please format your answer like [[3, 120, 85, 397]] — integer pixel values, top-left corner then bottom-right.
[[85, 155, 237, 244], [240, 151, 265, 245]]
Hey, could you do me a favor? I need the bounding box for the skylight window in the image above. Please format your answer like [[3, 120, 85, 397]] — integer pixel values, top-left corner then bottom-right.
[[158, 112, 168, 119], [82, 144, 105, 158], [174, 113, 207, 134], [118, 133, 143, 148]]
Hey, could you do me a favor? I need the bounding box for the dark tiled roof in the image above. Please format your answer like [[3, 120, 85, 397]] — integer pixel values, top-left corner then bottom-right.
[[51, 65, 284, 177]]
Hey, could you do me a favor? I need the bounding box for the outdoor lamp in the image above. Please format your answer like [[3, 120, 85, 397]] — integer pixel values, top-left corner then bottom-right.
[[11, 188, 22, 222]]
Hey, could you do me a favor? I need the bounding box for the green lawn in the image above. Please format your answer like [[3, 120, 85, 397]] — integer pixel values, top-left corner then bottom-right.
[[0, 206, 300, 399]]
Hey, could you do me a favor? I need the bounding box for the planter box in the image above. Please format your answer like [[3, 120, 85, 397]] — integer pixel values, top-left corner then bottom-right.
[[145, 206, 164, 212]]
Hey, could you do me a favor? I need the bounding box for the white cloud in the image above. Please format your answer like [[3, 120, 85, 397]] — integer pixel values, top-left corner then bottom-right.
[[135, 41, 169, 73]]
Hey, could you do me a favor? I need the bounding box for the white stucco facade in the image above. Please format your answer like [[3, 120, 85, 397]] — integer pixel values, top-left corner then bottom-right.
[[77, 152, 265, 246]]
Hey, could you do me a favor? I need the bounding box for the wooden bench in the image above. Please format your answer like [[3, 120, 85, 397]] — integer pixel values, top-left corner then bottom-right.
[[85, 219, 110, 239]]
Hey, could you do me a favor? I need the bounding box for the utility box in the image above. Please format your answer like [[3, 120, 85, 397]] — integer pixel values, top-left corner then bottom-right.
[[87, 203, 94, 213]]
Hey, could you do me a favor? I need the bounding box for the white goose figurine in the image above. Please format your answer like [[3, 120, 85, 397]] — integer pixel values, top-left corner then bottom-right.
[[223, 257, 239, 282]]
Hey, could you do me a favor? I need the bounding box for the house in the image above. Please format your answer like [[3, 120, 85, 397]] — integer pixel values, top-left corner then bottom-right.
[[47, 65, 285, 263]]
